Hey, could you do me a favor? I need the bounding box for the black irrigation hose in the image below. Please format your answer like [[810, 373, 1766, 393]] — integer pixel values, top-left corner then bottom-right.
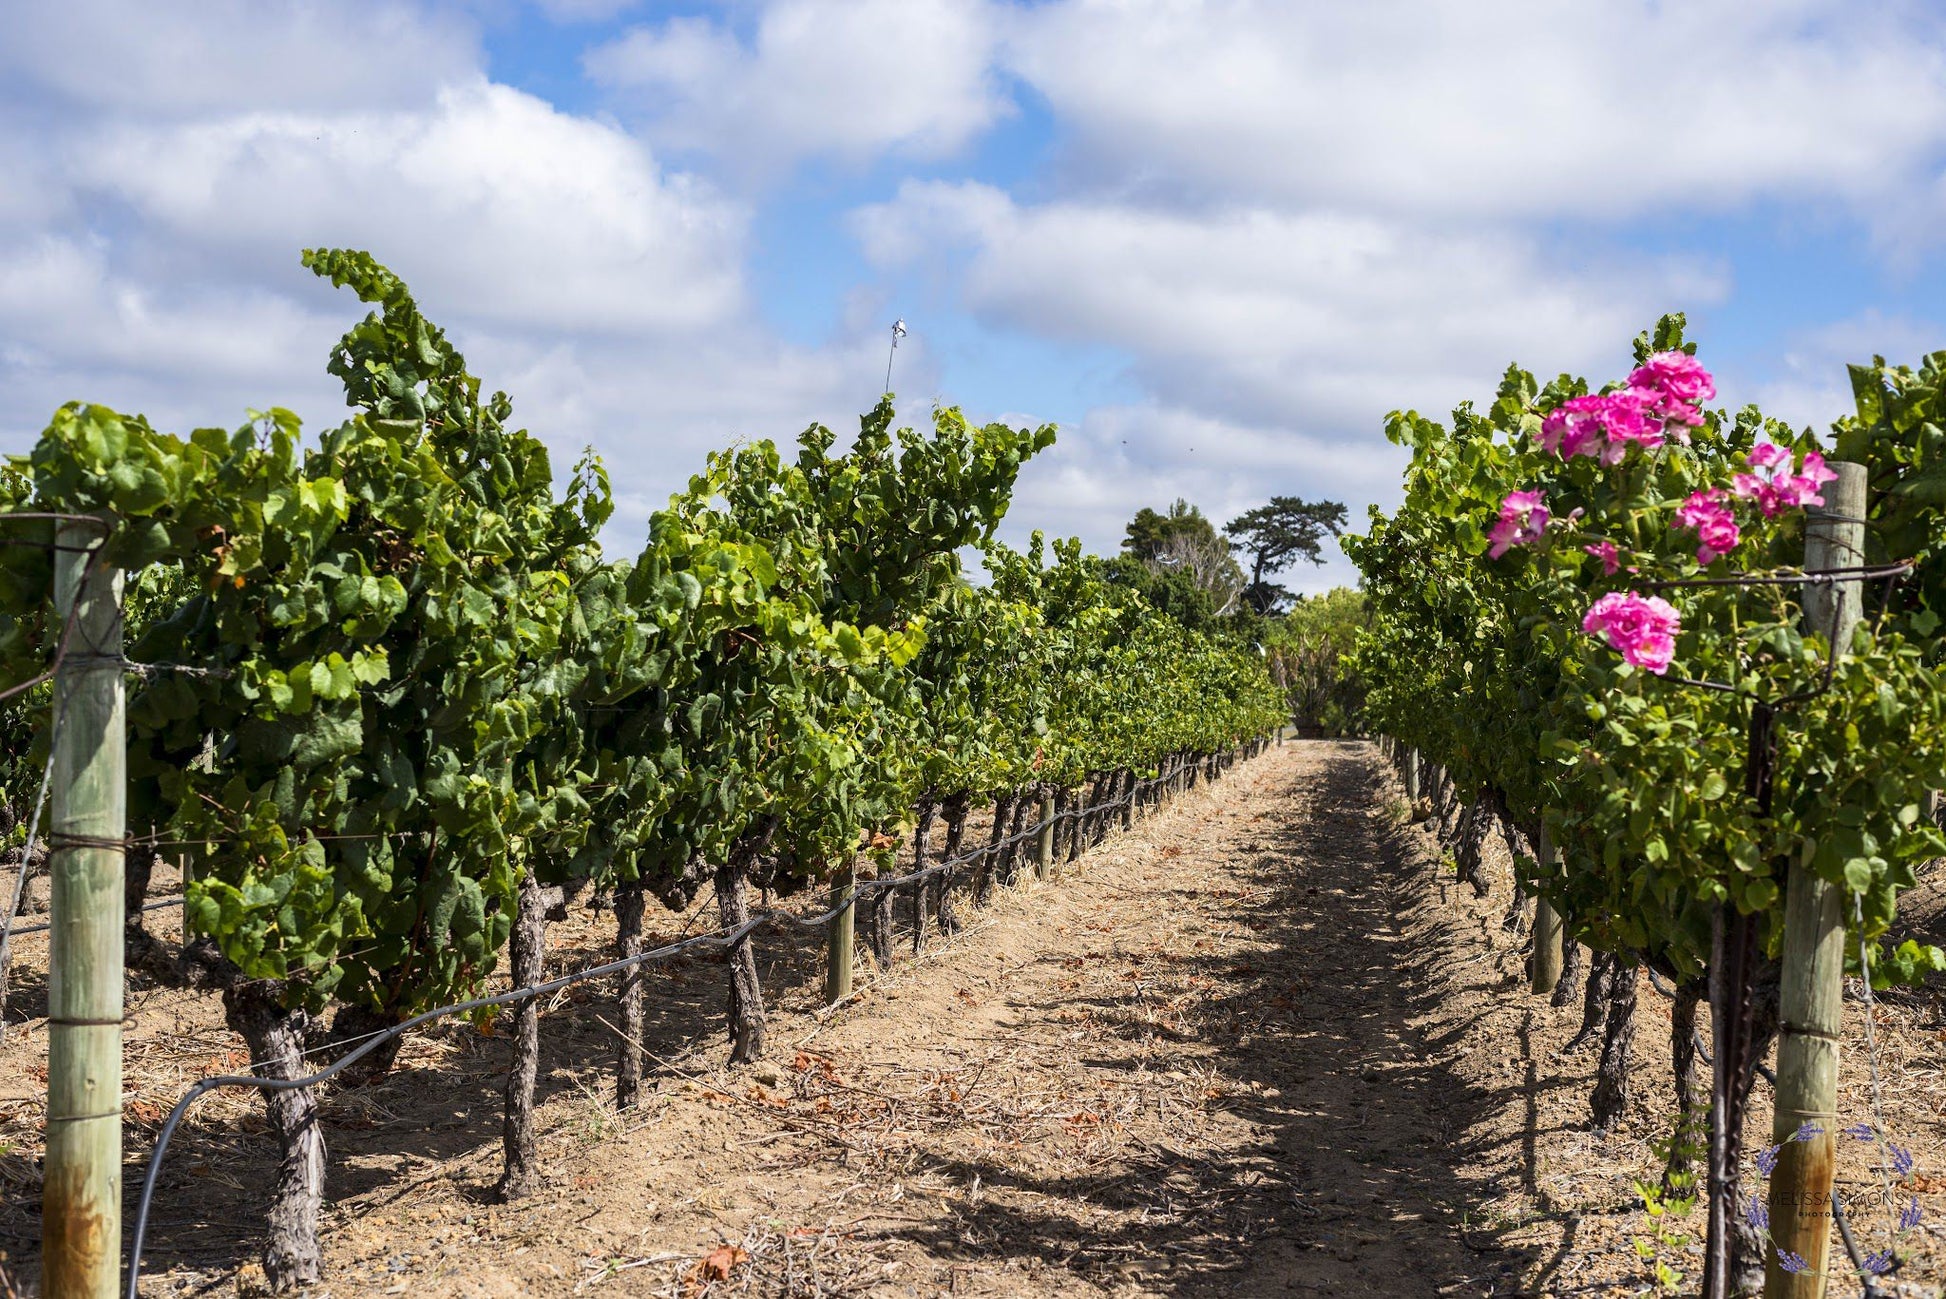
[[7, 895, 185, 939], [125, 750, 1260, 1297]]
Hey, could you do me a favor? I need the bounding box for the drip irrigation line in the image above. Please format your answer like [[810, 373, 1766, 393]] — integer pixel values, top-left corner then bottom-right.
[[122, 747, 1253, 1297], [1690, 1029, 1777, 1089], [4, 895, 185, 940]]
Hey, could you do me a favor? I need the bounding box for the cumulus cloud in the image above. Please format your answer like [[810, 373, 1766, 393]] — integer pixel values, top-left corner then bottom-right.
[[66, 82, 748, 335], [987, 400, 1392, 595], [0, 0, 906, 552], [531, 0, 642, 22], [586, 0, 1009, 177], [0, 0, 477, 117], [855, 181, 1725, 431], [1733, 311, 1945, 436], [1003, 0, 1946, 222]]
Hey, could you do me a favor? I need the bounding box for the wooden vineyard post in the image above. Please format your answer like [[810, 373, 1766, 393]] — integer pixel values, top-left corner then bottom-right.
[[1764, 461, 1865, 1299], [1403, 748, 1421, 804], [1531, 824, 1563, 995], [825, 859, 855, 1005], [43, 520, 125, 1299], [1035, 791, 1054, 880]]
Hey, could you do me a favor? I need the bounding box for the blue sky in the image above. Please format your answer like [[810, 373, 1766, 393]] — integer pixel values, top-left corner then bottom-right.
[[5, 1, 1946, 594]]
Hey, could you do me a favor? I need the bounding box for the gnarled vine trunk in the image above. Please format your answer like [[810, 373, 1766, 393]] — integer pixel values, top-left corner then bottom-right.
[[1589, 960, 1638, 1131], [1454, 798, 1493, 898], [497, 869, 547, 1200], [222, 985, 323, 1292], [974, 794, 1012, 906], [717, 836, 767, 1062], [614, 877, 646, 1109], [1566, 950, 1613, 1051], [910, 799, 937, 954], [864, 857, 896, 969], [1069, 776, 1088, 850], [998, 794, 1032, 885], [1664, 978, 1705, 1196], [1552, 940, 1584, 1008], [933, 793, 968, 935]]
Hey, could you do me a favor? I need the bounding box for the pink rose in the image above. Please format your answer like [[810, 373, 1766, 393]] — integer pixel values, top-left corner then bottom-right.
[[1672, 489, 1741, 564], [1541, 395, 1612, 460], [1732, 444, 1837, 517], [1539, 390, 1668, 462], [1583, 540, 1621, 575], [1627, 351, 1716, 427], [1583, 591, 1680, 674], [1488, 489, 1549, 558]]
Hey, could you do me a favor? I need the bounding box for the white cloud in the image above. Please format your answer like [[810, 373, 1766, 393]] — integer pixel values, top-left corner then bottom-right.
[[65, 81, 749, 335], [855, 181, 1725, 431], [1003, 0, 1946, 222], [0, 0, 475, 117], [465, 326, 938, 537], [991, 401, 1392, 596], [1732, 311, 1945, 436], [0, 0, 901, 555], [531, 0, 641, 22], [586, 0, 1009, 177]]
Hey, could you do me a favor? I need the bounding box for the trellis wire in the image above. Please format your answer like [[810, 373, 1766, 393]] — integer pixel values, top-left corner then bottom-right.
[[0, 515, 117, 1037], [121, 750, 1241, 1298]]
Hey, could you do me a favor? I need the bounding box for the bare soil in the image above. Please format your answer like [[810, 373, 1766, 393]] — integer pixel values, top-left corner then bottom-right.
[[3, 741, 1945, 1297]]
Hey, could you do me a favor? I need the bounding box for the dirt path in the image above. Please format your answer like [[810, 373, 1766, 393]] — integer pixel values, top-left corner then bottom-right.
[[16, 740, 1942, 1296], [261, 740, 1500, 1297]]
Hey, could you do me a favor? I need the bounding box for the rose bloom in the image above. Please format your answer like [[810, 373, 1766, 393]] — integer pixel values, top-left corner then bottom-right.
[[1541, 391, 1665, 462], [1672, 489, 1740, 564], [1583, 591, 1680, 674], [1487, 489, 1549, 558], [1628, 351, 1716, 427], [1733, 445, 1839, 517]]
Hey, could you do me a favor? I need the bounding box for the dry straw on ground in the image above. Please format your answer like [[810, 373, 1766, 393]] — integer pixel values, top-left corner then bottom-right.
[[2, 742, 1943, 1296]]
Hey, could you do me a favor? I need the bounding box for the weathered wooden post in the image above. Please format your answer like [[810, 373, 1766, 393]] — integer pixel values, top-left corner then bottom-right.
[[825, 858, 856, 1004], [43, 521, 124, 1299], [1764, 461, 1865, 1299], [1531, 824, 1564, 996]]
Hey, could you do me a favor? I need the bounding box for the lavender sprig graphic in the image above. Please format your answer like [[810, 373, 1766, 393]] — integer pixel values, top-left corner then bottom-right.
[[1792, 1120, 1824, 1142], [1841, 1121, 1875, 1141], [1744, 1197, 1769, 1231], [1756, 1144, 1782, 1175], [1862, 1249, 1896, 1275], [1777, 1250, 1809, 1274], [1899, 1197, 1924, 1231], [1890, 1144, 1915, 1176]]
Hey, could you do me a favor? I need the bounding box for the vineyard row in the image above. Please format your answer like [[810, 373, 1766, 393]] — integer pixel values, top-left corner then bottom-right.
[[0, 247, 1288, 1295]]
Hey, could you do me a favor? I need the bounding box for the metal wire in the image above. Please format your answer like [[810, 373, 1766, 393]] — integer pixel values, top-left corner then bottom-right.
[[0, 514, 114, 705], [121, 752, 1243, 1297], [0, 693, 69, 1041], [1637, 560, 1913, 591], [0, 513, 116, 1019]]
